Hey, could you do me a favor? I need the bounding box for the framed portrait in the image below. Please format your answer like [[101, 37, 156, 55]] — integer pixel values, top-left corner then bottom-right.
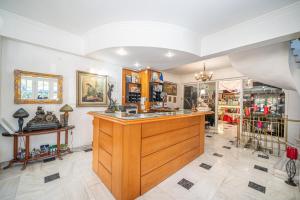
[[76, 71, 108, 107], [173, 96, 177, 103], [163, 82, 177, 96]]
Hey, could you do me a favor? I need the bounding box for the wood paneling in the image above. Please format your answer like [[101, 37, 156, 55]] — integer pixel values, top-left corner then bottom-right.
[[141, 148, 200, 194], [90, 112, 208, 200], [111, 123, 142, 200], [122, 124, 142, 200], [142, 116, 201, 138], [112, 123, 123, 200], [99, 119, 113, 136], [92, 118, 99, 173], [141, 135, 200, 176], [99, 148, 112, 173], [99, 131, 112, 154], [139, 69, 150, 111], [142, 125, 199, 157], [199, 115, 205, 154], [98, 162, 112, 190]]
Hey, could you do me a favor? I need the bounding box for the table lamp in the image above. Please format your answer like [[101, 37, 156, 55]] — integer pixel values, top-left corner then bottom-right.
[[13, 108, 29, 132], [59, 104, 73, 127]]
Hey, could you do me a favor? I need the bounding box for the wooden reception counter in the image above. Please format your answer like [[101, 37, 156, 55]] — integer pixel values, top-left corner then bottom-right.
[[88, 110, 211, 200]]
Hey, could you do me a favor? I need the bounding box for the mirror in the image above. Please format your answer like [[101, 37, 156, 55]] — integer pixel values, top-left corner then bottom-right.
[[14, 70, 63, 104]]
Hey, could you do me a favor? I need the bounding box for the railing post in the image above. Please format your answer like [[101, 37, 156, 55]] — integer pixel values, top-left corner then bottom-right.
[[284, 115, 288, 151]]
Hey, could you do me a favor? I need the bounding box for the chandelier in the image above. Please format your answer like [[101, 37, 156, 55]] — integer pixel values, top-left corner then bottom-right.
[[194, 64, 213, 82]]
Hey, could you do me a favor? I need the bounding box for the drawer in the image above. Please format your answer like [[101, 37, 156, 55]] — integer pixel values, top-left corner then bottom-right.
[[99, 119, 113, 136], [142, 125, 199, 157], [98, 162, 112, 191], [141, 135, 200, 175], [141, 148, 200, 194], [99, 131, 112, 154], [99, 148, 112, 173], [142, 116, 200, 138]]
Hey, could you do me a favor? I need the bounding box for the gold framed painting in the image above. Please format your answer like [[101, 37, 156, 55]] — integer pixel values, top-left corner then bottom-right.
[[76, 71, 108, 107], [163, 81, 177, 96]]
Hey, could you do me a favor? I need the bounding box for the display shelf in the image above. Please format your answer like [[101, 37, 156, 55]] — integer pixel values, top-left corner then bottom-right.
[[218, 105, 240, 108]]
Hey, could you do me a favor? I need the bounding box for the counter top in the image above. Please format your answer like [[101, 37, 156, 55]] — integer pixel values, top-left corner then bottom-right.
[[88, 109, 213, 124]]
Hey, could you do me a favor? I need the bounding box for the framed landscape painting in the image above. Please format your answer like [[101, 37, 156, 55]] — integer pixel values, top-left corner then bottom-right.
[[76, 71, 108, 107]]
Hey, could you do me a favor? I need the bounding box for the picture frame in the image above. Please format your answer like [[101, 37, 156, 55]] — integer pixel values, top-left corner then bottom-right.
[[14, 70, 63, 104], [163, 82, 177, 96], [173, 96, 177, 103], [76, 71, 108, 107]]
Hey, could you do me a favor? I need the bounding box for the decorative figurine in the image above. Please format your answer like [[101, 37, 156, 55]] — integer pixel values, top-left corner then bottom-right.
[[59, 104, 73, 127], [105, 84, 117, 113], [23, 107, 61, 131], [13, 108, 29, 132]]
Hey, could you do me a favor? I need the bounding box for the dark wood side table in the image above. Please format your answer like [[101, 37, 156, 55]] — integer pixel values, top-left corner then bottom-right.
[[2, 125, 75, 170]]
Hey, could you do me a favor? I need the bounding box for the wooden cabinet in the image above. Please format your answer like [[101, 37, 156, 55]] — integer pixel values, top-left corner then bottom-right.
[[122, 68, 163, 112], [89, 112, 208, 200]]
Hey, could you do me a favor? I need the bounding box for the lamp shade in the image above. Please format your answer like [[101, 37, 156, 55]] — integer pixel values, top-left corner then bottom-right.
[[59, 104, 73, 112], [13, 108, 29, 118]]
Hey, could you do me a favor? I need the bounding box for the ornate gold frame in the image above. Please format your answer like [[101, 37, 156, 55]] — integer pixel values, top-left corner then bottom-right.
[[14, 70, 63, 104], [76, 70, 108, 107]]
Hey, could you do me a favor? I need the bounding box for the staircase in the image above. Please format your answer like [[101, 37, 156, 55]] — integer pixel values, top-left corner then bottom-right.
[[291, 39, 300, 64]]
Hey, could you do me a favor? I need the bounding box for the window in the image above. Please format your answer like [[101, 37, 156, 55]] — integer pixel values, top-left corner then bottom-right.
[[37, 79, 51, 99], [21, 78, 33, 99]]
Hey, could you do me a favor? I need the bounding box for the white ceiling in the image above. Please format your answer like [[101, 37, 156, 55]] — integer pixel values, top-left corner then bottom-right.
[[88, 46, 200, 70], [165, 56, 232, 74], [0, 0, 298, 35]]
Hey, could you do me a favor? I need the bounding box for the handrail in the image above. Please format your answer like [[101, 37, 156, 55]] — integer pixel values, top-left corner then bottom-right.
[[287, 119, 300, 123]]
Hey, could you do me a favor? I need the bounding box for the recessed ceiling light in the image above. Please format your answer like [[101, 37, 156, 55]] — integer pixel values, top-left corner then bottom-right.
[[116, 48, 128, 56], [134, 62, 141, 68], [146, 66, 151, 69], [165, 51, 175, 58]]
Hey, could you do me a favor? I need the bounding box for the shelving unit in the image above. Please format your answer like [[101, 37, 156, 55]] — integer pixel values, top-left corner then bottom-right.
[[3, 126, 75, 170], [122, 68, 142, 106], [122, 68, 164, 112]]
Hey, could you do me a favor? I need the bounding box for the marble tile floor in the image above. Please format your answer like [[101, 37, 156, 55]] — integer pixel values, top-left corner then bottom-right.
[[0, 125, 299, 200]]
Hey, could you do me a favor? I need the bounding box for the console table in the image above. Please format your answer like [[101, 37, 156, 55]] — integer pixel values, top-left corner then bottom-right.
[[2, 125, 75, 170]]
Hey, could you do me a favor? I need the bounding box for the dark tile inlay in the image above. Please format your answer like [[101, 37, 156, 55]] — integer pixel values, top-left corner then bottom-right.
[[178, 178, 194, 190], [44, 173, 60, 183], [258, 154, 269, 159], [248, 181, 266, 193], [254, 165, 268, 172], [213, 153, 223, 157], [206, 135, 212, 138], [84, 148, 92, 152], [43, 157, 56, 163], [199, 163, 212, 170], [222, 146, 231, 149]]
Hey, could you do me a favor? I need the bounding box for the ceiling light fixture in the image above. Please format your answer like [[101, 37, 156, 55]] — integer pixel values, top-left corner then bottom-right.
[[194, 63, 213, 82], [165, 51, 175, 58], [134, 62, 141, 68], [116, 48, 128, 56]]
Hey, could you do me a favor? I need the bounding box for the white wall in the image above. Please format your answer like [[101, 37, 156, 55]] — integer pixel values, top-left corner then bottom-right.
[[0, 38, 122, 162], [0, 9, 84, 55], [179, 67, 244, 84], [285, 90, 300, 145], [84, 21, 200, 56], [163, 72, 183, 109], [200, 1, 300, 57]]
